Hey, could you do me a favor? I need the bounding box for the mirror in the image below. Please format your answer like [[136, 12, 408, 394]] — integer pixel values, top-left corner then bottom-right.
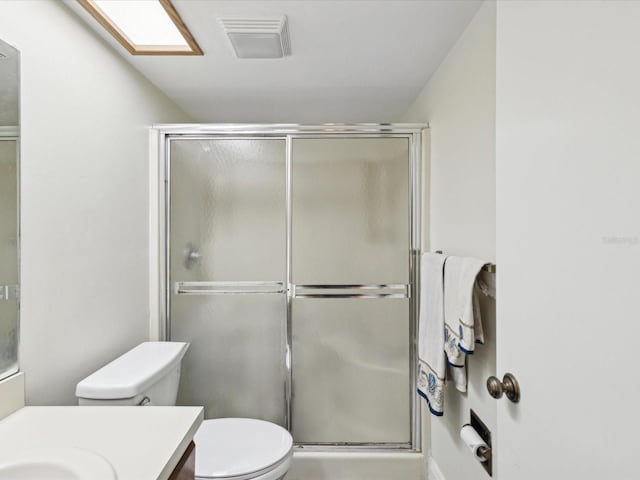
[[0, 37, 19, 381]]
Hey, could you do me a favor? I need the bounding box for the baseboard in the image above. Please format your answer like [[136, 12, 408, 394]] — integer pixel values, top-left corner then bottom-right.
[[427, 455, 446, 480]]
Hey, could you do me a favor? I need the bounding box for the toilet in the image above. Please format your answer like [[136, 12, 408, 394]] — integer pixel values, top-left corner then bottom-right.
[[75, 342, 293, 480]]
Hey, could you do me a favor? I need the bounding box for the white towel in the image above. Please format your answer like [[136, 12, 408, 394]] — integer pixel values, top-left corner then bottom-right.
[[443, 256, 487, 392], [417, 252, 447, 416]]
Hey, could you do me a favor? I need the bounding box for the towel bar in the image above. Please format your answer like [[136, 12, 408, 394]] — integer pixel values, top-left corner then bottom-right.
[[433, 251, 496, 274], [483, 264, 496, 274], [174, 281, 285, 295], [293, 284, 409, 299]]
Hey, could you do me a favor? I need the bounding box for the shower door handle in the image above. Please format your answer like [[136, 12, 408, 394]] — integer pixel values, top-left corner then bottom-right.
[[174, 281, 285, 295], [292, 284, 409, 299]]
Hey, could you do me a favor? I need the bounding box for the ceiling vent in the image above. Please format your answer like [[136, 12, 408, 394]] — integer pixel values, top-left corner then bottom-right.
[[219, 16, 290, 58]]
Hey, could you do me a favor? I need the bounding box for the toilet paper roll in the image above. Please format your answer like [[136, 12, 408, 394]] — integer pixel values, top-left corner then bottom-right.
[[460, 425, 490, 462]]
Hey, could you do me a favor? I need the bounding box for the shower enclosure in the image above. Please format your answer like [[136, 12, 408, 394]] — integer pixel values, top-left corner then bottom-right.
[[158, 124, 424, 451]]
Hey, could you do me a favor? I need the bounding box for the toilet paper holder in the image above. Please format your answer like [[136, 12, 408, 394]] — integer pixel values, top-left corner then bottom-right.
[[476, 444, 492, 462], [470, 409, 492, 476]]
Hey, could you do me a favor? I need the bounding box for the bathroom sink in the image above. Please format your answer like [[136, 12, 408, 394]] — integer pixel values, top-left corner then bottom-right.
[[0, 447, 117, 480]]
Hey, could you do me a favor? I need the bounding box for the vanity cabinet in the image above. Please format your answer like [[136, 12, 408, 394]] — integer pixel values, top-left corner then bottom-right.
[[169, 442, 196, 480]]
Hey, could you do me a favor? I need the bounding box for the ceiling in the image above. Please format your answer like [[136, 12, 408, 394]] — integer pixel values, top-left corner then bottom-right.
[[65, 0, 481, 123]]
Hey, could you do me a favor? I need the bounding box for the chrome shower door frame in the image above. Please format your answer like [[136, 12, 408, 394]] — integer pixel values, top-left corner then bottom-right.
[[0, 128, 21, 382], [156, 124, 425, 452]]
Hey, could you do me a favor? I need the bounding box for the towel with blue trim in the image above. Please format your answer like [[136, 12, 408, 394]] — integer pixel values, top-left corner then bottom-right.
[[417, 252, 447, 416], [443, 256, 487, 392]]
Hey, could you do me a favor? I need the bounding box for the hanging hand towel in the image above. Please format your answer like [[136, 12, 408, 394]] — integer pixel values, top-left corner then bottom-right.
[[477, 270, 496, 299], [417, 252, 447, 416], [443, 256, 487, 392]]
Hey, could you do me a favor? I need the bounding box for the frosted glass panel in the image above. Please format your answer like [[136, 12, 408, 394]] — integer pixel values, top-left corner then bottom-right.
[[170, 139, 286, 282], [291, 298, 410, 444], [173, 294, 286, 426], [0, 140, 18, 379], [169, 139, 286, 426], [292, 138, 409, 284]]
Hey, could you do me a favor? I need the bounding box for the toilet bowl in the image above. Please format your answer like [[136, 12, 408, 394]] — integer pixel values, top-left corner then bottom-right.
[[75, 342, 293, 480], [194, 418, 292, 480]]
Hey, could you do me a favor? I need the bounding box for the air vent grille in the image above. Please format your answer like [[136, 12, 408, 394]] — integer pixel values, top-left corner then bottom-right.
[[219, 16, 290, 58]]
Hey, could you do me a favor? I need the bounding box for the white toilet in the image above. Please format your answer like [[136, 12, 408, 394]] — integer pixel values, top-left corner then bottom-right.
[[76, 342, 293, 480]]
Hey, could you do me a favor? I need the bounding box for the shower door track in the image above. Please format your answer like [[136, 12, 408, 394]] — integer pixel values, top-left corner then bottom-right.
[[157, 123, 426, 452]]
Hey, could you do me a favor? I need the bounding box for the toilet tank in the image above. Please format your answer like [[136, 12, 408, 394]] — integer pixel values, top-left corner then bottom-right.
[[76, 342, 189, 406]]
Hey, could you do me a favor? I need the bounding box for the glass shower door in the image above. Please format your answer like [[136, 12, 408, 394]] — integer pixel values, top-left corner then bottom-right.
[[290, 137, 411, 445], [168, 138, 287, 426]]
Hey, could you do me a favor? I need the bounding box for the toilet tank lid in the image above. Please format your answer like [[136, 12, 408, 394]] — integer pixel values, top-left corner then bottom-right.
[[75, 342, 189, 400]]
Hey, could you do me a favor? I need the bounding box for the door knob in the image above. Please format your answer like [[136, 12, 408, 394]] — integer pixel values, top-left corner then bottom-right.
[[486, 373, 520, 403]]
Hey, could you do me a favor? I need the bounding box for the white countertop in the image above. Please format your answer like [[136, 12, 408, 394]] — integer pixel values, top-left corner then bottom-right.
[[0, 406, 204, 480]]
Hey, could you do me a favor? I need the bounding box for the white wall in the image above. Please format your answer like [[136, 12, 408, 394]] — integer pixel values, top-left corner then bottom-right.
[[0, 0, 190, 405], [495, 1, 640, 478], [401, 2, 496, 479]]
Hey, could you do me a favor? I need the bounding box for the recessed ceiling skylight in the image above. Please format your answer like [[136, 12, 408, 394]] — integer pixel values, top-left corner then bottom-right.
[[77, 0, 202, 55]]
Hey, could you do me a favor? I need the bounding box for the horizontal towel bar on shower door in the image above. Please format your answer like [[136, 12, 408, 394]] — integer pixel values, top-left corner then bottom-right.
[[174, 281, 285, 295], [293, 284, 410, 299]]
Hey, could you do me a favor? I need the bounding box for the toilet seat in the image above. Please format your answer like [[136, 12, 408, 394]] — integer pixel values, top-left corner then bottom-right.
[[194, 418, 293, 480]]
